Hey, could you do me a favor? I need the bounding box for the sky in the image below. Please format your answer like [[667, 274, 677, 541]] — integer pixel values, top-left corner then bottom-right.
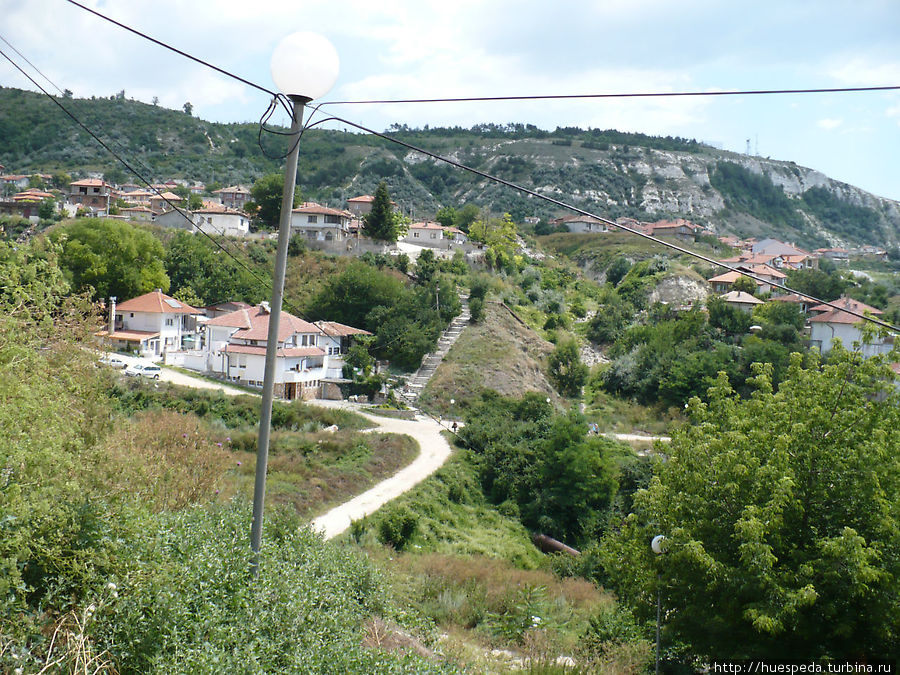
[[2, 0, 900, 200]]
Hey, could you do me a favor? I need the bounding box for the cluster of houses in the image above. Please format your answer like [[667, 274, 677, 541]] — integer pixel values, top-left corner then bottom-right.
[[97, 288, 370, 401], [702, 237, 895, 358]]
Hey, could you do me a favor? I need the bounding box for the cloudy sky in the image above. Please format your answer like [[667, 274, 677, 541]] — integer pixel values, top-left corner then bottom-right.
[[3, 0, 899, 200]]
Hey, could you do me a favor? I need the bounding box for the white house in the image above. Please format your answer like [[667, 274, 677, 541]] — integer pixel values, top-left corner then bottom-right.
[[554, 215, 610, 234], [720, 290, 764, 313], [194, 204, 250, 237], [404, 221, 445, 244], [97, 290, 202, 358], [809, 299, 894, 357], [199, 304, 369, 400], [290, 202, 353, 244]]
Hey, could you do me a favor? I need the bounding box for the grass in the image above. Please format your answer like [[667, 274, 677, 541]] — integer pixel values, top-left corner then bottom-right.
[[583, 377, 681, 436], [224, 430, 419, 519]]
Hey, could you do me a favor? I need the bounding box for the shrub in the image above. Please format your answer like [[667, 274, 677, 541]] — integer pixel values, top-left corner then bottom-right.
[[377, 505, 420, 550]]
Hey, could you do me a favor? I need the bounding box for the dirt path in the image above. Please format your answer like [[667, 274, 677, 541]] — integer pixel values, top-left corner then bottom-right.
[[308, 402, 453, 540]]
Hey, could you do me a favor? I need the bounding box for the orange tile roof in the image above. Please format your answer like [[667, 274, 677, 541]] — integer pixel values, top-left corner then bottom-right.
[[314, 321, 372, 337], [116, 290, 201, 314], [809, 297, 882, 315], [70, 179, 107, 187], [347, 195, 375, 203], [210, 304, 322, 342], [292, 202, 351, 217]]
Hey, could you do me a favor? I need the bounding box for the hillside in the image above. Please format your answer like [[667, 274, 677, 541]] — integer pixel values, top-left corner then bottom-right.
[[3, 86, 900, 249]]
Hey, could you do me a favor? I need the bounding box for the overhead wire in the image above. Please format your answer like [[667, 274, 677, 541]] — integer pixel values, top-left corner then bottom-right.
[[321, 85, 900, 106], [23, 5, 900, 334], [0, 46, 352, 347], [0, 32, 64, 96], [305, 112, 900, 334]]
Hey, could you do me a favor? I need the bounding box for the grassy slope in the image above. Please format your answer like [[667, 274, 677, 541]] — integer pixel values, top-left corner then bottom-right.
[[418, 301, 557, 414]]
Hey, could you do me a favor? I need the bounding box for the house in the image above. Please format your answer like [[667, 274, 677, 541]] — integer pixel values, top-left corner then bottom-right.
[[554, 215, 610, 234], [214, 185, 251, 210], [815, 248, 850, 264], [752, 238, 808, 257], [643, 218, 702, 242], [771, 293, 812, 314], [404, 221, 445, 244], [2, 174, 30, 191], [347, 195, 375, 218], [809, 297, 893, 357], [201, 304, 369, 400], [708, 263, 786, 295], [193, 204, 250, 237], [149, 191, 183, 216], [68, 179, 110, 212], [809, 296, 883, 318], [721, 290, 764, 313], [97, 290, 202, 358], [290, 202, 353, 244], [120, 206, 154, 222]]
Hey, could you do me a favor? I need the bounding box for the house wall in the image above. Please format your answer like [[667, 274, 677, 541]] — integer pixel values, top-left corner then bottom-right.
[[117, 311, 186, 354], [808, 322, 893, 356], [197, 213, 249, 237]]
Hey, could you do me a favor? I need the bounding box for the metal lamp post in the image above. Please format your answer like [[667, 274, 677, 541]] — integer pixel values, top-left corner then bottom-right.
[[250, 32, 339, 575]]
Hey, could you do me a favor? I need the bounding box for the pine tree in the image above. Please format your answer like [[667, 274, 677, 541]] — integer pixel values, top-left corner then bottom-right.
[[363, 181, 397, 242]]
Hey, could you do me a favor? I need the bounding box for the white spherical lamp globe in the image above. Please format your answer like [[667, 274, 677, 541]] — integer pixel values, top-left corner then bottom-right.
[[651, 534, 668, 555], [270, 32, 339, 101]]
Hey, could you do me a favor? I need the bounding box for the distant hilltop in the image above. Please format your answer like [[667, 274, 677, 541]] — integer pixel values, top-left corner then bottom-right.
[[2, 86, 898, 250]]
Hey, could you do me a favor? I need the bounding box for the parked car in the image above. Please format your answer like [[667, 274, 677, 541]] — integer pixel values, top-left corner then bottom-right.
[[99, 354, 127, 369], [124, 362, 162, 379]]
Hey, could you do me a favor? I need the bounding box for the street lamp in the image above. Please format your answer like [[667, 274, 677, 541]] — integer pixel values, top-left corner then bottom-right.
[[651, 534, 668, 675], [251, 32, 339, 575]]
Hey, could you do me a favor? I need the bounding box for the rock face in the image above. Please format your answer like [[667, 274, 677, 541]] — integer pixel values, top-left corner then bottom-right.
[[647, 275, 710, 307]]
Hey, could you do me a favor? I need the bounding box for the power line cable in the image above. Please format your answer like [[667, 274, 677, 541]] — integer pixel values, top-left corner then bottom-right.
[[0, 32, 64, 96], [62, 0, 277, 98], [0, 49, 352, 352], [322, 85, 900, 106], [306, 112, 900, 334], [14, 9, 898, 335]]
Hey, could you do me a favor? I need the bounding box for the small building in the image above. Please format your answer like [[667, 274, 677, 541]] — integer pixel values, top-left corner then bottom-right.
[[193, 204, 250, 237], [214, 185, 251, 211], [97, 290, 202, 358], [290, 202, 353, 244], [809, 298, 893, 357], [720, 290, 764, 313], [347, 195, 375, 218], [149, 191, 184, 216], [68, 178, 110, 212], [404, 221, 445, 244]]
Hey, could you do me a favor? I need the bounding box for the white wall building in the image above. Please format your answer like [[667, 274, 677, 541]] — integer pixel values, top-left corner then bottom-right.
[[97, 290, 202, 358]]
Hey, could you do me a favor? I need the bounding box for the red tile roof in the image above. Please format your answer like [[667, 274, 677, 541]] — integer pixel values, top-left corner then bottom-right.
[[292, 202, 351, 217], [809, 297, 882, 315], [208, 304, 321, 342], [116, 290, 201, 314], [314, 321, 372, 337], [347, 195, 375, 203]]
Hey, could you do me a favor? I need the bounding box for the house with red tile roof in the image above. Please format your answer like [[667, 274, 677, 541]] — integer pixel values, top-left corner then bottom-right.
[[96, 290, 202, 357], [197, 303, 370, 399], [290, 202, 353, 245], [809, 296, 893, 357], [68, 178, 110, 212], [213, 185, 251, 210]]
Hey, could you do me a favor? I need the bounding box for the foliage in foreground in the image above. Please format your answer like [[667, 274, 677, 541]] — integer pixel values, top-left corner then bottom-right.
[[602, 348, 900, 662]]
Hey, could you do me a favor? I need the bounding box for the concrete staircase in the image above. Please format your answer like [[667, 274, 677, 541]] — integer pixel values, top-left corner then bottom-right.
[[400, 296, 469, 405]]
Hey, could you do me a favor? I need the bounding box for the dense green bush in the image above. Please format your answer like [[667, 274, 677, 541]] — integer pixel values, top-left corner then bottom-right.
[[377, 505, 420, 550]]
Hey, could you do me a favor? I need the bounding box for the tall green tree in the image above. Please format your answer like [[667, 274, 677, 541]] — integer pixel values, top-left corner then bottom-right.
[[363, 181, 401, 242], [54, 218, 168, 301], [602, 348, 900, 661], [250, 174, 301, 229], [547, 337, 588, 397]]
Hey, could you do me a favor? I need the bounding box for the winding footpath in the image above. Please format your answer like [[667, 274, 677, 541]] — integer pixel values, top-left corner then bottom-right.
[[308, 402, 453, 539]]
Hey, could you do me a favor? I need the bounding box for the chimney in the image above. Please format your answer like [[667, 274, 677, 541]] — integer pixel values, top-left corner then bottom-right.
[[260, 301, 271, 314], [108, 296, 117, 334]]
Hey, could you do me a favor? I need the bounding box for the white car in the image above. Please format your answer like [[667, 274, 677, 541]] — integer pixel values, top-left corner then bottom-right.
[[124, 363, 162, 380], [99, 354, 127, 369]]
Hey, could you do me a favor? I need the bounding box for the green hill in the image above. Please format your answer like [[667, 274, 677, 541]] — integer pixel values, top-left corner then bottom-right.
[[3, 86, 899, 249]]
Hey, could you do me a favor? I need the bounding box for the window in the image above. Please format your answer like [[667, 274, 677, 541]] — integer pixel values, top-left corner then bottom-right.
[[308, 215, 318, 223], [430, 233, 437, 239], [324, 215, 340, 224], [413, 232, 419, 238], [165, 318, 174, 326]]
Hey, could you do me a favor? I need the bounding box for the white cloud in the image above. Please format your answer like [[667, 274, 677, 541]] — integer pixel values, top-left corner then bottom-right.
[[817, 118, 843, 130]]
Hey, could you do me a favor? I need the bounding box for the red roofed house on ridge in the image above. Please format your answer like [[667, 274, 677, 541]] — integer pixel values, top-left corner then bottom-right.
[[809, 296, 894, 358]]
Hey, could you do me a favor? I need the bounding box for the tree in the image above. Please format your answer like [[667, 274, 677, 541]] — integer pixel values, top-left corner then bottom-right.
[[183, 101, 193, 116], [602, 349, 900, 661], [54, 218, 169, 301], [547, 337, 588, 397], [363, 181, 400, 242], [732, 275, 757, 295], [250, 174, 300, 229]]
